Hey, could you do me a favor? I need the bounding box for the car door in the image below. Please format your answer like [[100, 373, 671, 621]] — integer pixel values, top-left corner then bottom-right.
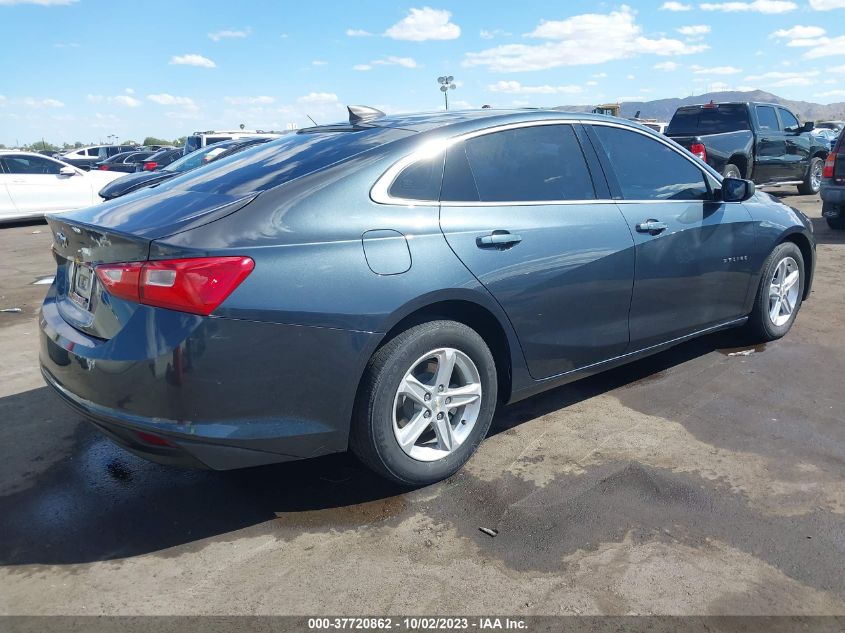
[[586, 123, 756, 351], [778, 107, 812, 181], [754, 105, 790, 183], [0, 160, 19, 220], [437, 122, 635, 379], [1, 155, 92, 215]]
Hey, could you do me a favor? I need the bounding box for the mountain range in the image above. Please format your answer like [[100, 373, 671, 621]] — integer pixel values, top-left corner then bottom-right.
[[555, 90, 845, 123]]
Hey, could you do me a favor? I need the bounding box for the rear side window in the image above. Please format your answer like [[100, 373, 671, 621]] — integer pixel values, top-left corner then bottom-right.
[[441, 124, 596, 202], [756, 106, 780, 131], [592, 126, 709, 201], [2, 155, 63, 175], [388, 154, 444, 201], [666, 105, 749, 135]]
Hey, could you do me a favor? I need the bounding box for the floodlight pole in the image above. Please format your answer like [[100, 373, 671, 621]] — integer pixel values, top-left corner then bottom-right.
[[437, 75, 456, 111]]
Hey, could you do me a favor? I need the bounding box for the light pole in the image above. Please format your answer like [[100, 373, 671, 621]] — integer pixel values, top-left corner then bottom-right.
[[438, 75, 456, 110]]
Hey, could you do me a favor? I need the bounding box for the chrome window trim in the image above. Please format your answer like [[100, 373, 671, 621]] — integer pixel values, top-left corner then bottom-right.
[[370, 118, 725, 207]]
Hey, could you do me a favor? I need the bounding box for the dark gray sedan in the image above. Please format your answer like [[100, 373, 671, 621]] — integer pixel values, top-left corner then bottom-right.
[[39, 108, 815, 485]]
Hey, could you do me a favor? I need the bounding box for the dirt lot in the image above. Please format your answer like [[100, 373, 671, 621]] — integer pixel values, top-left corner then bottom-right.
[[1, 190, 844, 616]]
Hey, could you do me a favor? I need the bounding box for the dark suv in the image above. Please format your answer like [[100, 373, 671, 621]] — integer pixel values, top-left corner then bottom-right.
[[821, 127, 845, 229]]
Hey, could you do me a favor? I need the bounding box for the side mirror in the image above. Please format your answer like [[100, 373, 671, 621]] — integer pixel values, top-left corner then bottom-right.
[[58, 166, 77, 177], [801, 121, 815, 133], [721, 177, 755, 203]]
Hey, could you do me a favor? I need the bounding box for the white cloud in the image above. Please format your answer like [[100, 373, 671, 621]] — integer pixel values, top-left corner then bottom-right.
[[693, 65, 742, 74], [208, 28, 250, 42], [22, 97, 64, 107], [146, 93, 195, 106], [655, 61, 681, 70], [224, 96, 275, 105], [125, 88, 134, 94], [771, 25, 826, 39], [346, 28, 372, 37], [169, 54, 216, 68], [353, 64, 373, 71], [830, 64, 845, 73], [708, 81, 732, 91], [0, 0, 76, 5], [745, 70, 821, 86], [312, 60, 328, 66], [661, 1, 692, 9], [809, 0, 845, 8], [488, 80, 583, 94], [112, 95, 141, 107], [700, 1, 796, 13], [816, 89, 845, 97], [385, 7, 461, 41], [804, 35, 845, 57], [678, 25, 711, 36], [297, 92, 339, 105], [373, 56, 419, 68], [463, 7, 707, 72], [480, 28, 511, 39]]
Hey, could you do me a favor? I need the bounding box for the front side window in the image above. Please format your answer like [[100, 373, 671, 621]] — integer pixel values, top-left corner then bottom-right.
[[1, 155, 63, 175], [591, 125, 709, 201], [756, 106, 781, 131], [779, 109, 800, 132], [441, 124, 596, 202]]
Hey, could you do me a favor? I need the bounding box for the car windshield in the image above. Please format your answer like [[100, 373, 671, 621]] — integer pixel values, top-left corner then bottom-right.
[[667, 105, 750, 135]]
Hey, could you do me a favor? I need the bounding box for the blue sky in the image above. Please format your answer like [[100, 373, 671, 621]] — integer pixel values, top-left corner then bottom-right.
[[1, 0, 844, 145]]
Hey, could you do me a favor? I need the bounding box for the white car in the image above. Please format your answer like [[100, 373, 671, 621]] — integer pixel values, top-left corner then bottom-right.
[[0, 152, 122, 223]]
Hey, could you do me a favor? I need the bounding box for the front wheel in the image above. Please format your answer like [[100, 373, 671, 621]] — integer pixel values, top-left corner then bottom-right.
[[350, 320, 498, 486], [798, 157, 823, 195], [746, 242, 805, 342]]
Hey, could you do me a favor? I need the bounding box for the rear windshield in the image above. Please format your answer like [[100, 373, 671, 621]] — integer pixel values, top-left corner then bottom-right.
[[667, 105, 750, 135], [162, 127, 412, 196]]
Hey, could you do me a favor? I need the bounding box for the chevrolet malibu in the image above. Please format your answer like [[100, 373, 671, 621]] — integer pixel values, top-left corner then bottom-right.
[[40, 108, 815, 485]]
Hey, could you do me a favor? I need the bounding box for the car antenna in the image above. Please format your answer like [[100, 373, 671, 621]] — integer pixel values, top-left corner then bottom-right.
[[306, 114, 319, 126], [347, 105, 386, 124]]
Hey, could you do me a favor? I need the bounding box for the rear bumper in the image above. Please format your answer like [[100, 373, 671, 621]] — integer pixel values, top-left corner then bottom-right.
[[39, 285, 379, 470], [821, 183, 845, 216]]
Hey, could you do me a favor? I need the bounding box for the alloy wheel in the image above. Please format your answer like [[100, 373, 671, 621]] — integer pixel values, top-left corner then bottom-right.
[[392, 347, 482, 462], [768, 256, 800, 327]]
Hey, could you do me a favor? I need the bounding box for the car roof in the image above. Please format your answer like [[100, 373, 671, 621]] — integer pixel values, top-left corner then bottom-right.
[[0, 151, 64, 159]]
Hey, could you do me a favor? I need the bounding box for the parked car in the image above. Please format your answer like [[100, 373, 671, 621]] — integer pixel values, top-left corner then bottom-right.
[[59, 145, 137, 170], [100, 137, 275, 200], [0, 151, 121, 222], [40, 108, 815, 485], [821, 127, 845, 230], [812, 127, 839, 152], [666, 101, 830, 194], [816, 120, 844, 135], [183, 130, 283, 154], [92, 151, 155, 173], [136, 148, 183, 173]]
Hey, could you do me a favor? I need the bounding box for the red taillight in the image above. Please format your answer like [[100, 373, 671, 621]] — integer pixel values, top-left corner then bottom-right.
[[135, 431, 172, 447], [95, 257, 254, 316], [823, 152, 837, 179], [98, 165, 109, 170], [690, 142, 707, 162], [143, 161, 158, 171]]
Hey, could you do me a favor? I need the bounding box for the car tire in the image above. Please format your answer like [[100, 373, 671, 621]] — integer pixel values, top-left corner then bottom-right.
[[723, 163, 742, 179], [826, 216, 845, 230], [746, 242, 805, 342], [350, 320, 498, 486], [798, 157, 823, 195]]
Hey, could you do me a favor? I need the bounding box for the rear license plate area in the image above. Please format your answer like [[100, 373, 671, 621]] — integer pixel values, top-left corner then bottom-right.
[[68, 261, 95, 311]]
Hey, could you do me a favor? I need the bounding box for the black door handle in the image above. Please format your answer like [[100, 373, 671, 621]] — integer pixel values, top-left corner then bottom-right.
[[477, 231, 523, 249], [636, 219, 668, 235]]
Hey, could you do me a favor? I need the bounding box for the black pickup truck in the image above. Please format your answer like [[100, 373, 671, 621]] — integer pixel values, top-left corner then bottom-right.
[[666, 101, 829, 194]]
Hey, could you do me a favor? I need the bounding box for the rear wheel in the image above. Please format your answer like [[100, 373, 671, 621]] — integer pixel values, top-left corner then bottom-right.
[[350, 320, 497, 486], [798, 157, 823, 195], [746, 242, 804, 341], [826, 216, 845, 230], [723, 163, 742, 179]]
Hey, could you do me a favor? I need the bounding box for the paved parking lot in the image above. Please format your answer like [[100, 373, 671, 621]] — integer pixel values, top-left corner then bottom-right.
[[1, 191, 844, 616]]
